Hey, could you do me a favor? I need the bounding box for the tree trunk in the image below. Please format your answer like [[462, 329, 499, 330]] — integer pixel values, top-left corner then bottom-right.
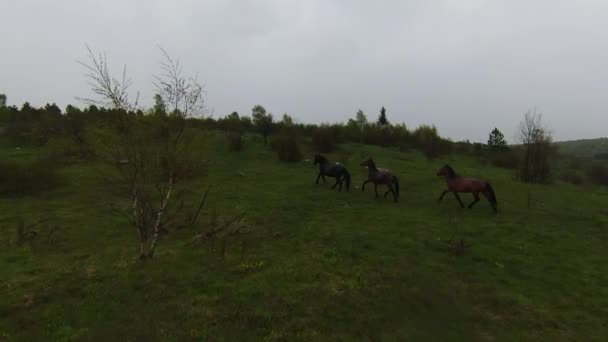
[[147, 176, 173, 258]]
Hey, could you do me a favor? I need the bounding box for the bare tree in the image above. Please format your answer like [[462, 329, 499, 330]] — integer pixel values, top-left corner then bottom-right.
[[518, 109, 553, 183], [154, 47, 206, 117], [77, 45, 139, 112], [80, 45, 208, 259]]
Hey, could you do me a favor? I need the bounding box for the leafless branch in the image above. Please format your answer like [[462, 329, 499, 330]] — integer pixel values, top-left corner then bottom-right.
[[190, 187, 211, 227], [154, 46, 206, 117], [77, 44, 139, 111]]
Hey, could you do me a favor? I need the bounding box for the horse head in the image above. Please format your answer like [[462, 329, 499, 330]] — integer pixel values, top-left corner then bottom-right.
[[437, 164, 455, 178], [360, 158, 374, 167], [313, 154, 325, 165]]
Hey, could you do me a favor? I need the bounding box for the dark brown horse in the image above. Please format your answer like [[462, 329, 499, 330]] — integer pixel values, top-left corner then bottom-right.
[[360, 158, 400, 202], [313, 154, 351, 191], [437, 164, 497, 212]]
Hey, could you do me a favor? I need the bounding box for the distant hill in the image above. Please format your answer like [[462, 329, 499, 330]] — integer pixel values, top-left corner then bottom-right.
[[554, 138, 608, 159]]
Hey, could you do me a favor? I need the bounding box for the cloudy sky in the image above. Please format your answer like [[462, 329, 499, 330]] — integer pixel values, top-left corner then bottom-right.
[[2, 0, 607, 142]]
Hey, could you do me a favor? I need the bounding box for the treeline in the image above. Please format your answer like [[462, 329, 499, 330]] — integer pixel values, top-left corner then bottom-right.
[[202, 107, 455, 159], [0, 102, 453, 155], [1, 101, 607, 186]]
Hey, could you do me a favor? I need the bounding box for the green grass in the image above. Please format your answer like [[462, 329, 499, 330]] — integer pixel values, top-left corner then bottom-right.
[[1, 131, 607, 341]]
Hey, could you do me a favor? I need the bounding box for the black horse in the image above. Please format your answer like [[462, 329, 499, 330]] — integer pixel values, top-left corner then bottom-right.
[[313, 154, 351, 191]]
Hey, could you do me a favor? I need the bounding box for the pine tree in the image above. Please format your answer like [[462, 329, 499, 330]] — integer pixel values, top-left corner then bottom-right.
[[487, 127, 508, 151], [377, 106, 389, 125]]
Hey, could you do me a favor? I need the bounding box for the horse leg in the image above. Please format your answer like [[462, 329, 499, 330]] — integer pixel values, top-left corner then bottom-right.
[[468, 193, 480, 209], [384, 184, 393, 198], [361, 180, 370, 192], [374, 183, 379, 198], [331, 177, 340, 190], [315, 173, 322, 184], [332, 177, 343, 192], [438, 190, 449, 202], [386, 184, 398, 202], [482, 192, 497, 212], [453, 193, 465, 208], [321, 175, 328, 183]]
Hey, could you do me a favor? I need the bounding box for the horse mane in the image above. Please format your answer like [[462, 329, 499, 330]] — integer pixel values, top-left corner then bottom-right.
[[365, 158, 377, 170], [315, 154, 329, 164], [444, 164, 457, 178]]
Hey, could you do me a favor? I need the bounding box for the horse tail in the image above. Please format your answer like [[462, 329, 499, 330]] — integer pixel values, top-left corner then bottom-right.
[[393, 175, 400, 198], [343, 169, 351, 191], [486, 182, 497, 209]]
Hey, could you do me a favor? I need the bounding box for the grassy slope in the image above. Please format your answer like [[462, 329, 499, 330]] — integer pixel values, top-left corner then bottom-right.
[[1, 131, 607, 341]]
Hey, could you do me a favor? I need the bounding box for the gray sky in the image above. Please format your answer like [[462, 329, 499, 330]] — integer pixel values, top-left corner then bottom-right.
[[2, 0, 607, 142]]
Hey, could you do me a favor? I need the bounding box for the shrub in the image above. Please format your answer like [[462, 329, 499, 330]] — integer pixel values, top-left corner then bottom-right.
[[489, 150, 520, 169], [271, 135, 302, 162], [0, 158, 62, 196], [228, 131, 244, 151], [311, 127, 336, 152], [589, 163, 608, 186], [471, 143, 485, 156], [411, 125, 453, 159], [453, 141, 472, 154], [560, 170, 584, 185], [63, 141, 96, 161]]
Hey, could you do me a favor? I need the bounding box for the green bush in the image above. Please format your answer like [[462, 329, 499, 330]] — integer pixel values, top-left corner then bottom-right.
[[0, 158, 62, 196], [489, 150, 520, 169], [311, 127, 336, 152], [271, 135, 302, 162], [228, 131, 244, 151], [560, 170, 584, 185], [588, 163, 608, 186]]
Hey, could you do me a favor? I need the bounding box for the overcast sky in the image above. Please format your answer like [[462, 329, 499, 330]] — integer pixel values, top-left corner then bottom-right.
[[2, 0, 607, 142]]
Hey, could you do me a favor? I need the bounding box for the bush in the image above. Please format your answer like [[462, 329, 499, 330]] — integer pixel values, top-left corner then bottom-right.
[[489, 150, 520, 169], [63, 141, 96, 161], [471, 143, 485, 156], [4, 122, 48, 146], [271, 135, 302, 162], [228, 131, 244, 151], [0, 158, 62, 196], [44, 137, 96, 163], [411, 125, 453, 159], [589, 163, 608, 186], [311, 126, 337, 152], [560, 170, 584, 185]]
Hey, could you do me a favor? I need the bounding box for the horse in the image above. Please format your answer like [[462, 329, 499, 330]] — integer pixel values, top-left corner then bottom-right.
[[436, 164, 497, 212], [360, 158, 400, 202], [313, 154, 351, 191]]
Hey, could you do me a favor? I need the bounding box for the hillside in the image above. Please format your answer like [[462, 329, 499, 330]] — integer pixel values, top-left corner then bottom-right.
[[555, 137, 608, 159], [1, 131, 607, 341]]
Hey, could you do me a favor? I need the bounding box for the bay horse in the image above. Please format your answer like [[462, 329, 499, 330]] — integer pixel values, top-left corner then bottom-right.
[[437, 164, 497, 212], [313, 154, 351, 191], [360, 158, 400, 202]]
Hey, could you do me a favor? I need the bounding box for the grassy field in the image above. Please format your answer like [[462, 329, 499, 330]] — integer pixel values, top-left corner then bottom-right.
[[1, 131, 607, 341]]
